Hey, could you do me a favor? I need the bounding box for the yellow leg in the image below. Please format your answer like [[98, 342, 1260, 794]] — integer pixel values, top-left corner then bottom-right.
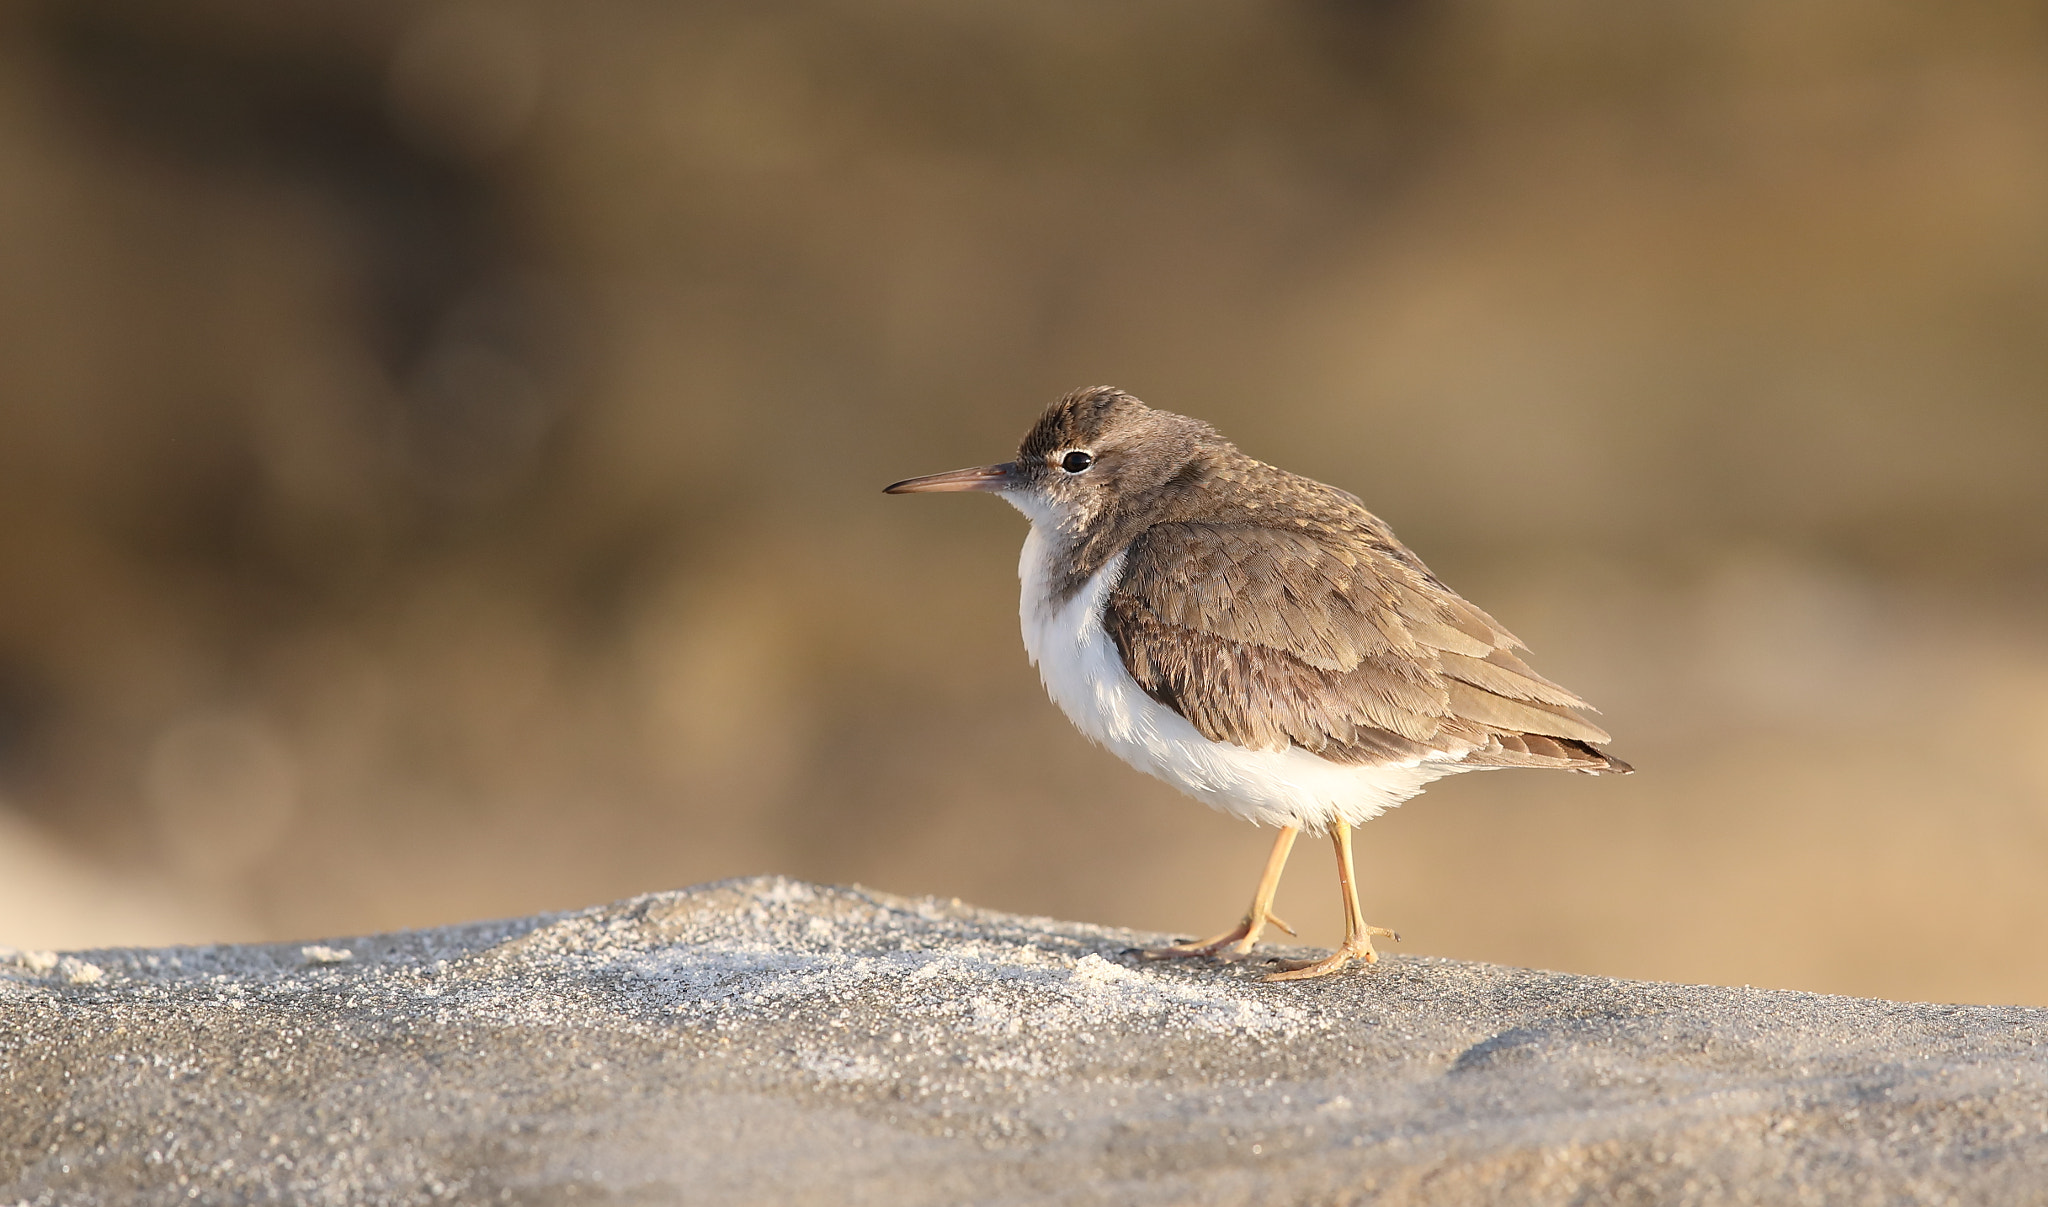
[[1142, 826, 1299, 960], [1264, 821, 1398, 982]]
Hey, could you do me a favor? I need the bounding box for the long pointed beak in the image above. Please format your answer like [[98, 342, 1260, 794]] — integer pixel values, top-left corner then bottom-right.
[[883, 462, 1019, 494]]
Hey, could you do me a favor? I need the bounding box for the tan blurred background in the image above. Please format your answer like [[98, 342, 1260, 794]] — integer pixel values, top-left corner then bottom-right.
[[1, 0, 2045, 1005]]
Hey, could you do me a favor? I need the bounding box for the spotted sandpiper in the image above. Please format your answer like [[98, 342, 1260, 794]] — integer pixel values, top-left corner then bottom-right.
[[885, 387, 1630, 981]]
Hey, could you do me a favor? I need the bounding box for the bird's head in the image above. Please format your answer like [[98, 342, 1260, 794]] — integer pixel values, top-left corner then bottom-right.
[[884, 386, 1218, 535]]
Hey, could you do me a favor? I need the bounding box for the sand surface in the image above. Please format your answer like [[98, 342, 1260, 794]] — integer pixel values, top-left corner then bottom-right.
[[5, 876, 2047, 1205]]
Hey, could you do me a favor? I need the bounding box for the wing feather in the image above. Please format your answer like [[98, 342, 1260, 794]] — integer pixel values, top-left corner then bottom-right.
[[1442, 680, 1612, 744], [1438, 651, 1591, 709]]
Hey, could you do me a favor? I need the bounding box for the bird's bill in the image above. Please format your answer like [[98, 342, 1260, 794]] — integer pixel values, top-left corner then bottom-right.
[[882, 463, 1019, 494]]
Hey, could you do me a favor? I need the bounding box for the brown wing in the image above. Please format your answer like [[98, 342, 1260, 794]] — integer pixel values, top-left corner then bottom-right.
[[1103, 521, 1630, 773]]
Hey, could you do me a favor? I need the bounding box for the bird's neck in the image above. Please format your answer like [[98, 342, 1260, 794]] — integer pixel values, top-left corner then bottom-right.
[[1004, 493, 1117, 619]]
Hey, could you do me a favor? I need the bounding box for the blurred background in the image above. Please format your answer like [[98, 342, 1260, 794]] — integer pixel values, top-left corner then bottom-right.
[[1, 0, 2045, 1005]]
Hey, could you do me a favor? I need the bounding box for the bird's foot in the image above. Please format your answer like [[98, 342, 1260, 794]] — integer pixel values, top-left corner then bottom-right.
[[1138, 910, 1297, 961], [1260, 924, 1398, 982]]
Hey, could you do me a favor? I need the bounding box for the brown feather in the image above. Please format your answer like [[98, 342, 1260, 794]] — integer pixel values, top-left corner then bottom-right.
[[1438, 651, 1591, 709], [1442, 680, 1612, 744]]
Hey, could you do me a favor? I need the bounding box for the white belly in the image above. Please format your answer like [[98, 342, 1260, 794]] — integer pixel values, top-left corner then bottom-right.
[[1016, 525, 1471, 832]]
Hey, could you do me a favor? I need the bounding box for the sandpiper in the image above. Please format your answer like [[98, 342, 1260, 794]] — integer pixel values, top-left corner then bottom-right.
[[885, 387, 1630, 981]]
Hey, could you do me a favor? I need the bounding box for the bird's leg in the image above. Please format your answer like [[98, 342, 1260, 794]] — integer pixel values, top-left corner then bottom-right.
[[1264, 821, 1398, 982], [1141, 826, 1299, 959]]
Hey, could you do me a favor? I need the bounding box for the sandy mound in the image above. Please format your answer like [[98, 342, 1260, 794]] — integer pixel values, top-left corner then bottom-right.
[[5, 876, 2046, 1204]]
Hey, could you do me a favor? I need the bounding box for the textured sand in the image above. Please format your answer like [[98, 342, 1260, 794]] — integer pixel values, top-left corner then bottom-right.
[[5, 876, 2047, 1205]]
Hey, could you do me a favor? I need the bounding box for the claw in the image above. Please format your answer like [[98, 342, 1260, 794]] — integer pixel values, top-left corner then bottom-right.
[[1138, 909, 1287, 961], [1137, 933, 1234, 961], [1261, 931, 1386, 982], [1263, 954, 1350, 982]]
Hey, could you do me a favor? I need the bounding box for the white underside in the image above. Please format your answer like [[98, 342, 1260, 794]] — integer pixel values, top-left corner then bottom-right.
[[1015, 521, 1478, 833]]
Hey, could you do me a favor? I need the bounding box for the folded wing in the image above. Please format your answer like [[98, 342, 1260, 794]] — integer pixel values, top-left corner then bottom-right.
[[1103, 520, 1631, 773]]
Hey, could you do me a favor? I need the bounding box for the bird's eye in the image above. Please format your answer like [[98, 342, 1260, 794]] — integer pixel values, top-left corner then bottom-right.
[[1060, 450, 1094, 474]]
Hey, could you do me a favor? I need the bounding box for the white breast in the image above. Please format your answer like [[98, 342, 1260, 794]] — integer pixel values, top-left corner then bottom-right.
[[1016, 523, 1473, 833]]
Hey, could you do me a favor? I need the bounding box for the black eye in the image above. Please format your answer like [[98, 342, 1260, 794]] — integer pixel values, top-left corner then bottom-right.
[[1060, 450, 1094, 473]]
